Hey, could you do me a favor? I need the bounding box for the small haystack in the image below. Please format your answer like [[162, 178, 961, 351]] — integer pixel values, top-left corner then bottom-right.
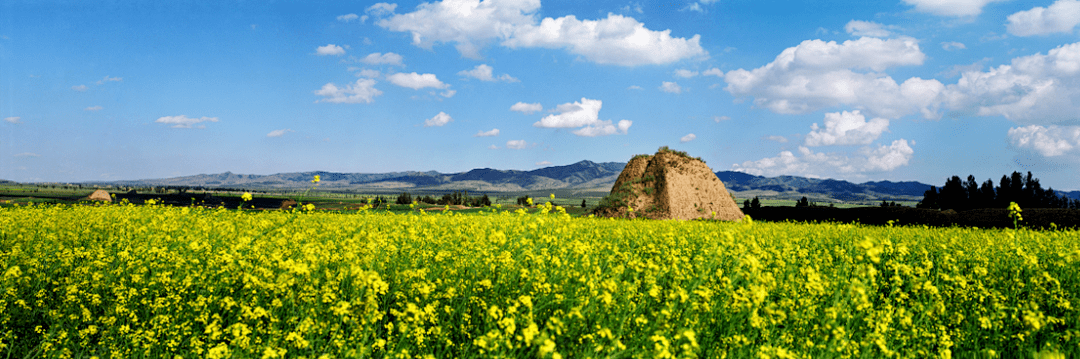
[[596, 147, 745, 221], [86, 189, 112, 202]]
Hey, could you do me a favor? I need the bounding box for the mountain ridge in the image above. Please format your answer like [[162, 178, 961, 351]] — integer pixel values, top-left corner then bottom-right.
[[79, 160, 956, 201]]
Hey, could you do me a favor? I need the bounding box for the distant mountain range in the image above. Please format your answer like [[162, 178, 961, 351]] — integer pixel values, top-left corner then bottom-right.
[[80, 160, 964, 202]]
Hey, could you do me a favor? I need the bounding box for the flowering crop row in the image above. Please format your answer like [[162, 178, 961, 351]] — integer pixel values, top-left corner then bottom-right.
[[1, 203, 1077, 358]]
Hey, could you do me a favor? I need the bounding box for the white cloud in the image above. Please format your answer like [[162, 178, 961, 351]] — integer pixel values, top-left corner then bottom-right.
[[155, 115, 219, 129], [85, 106, 103, 111], [941, 41, 966, 50], [377, 0, 707, 66], [732, 139, 914, 177], [680, 133, 696, 142], [901, 0, 1004, 17], [627, 85, 643, 90], [387, 72, 449, 90], [489, 144, 500, 149], [71, 85, 88, 91], [766, 135, 789, 143], [1008, 125, 1080, 156], [723, 37, 940, 119], [13, 152, 40, 158], [337, 13, 360, 22], [357, 68, 382, 78], [703, 68, 723, 77], [941, 41, 1080, 124], [844, 20, 893, 37], [713, 115, 730, 122], [316, 44, 346, 56], [506, 139, 527, 149], [536, 161, 552, 166], [267, 129, 293, 137], [572, 119, 632, 137], [475, 128, 500, 137], [440, 89, 457, 98], [1006, 0, 1080, 36], [360, 52, 404, 65], [424, 112, 453, 127], [534, 98, 602, 128], [458, 64, 519, 82], [315, 79, 383, 104], [510, 102, 543, 114], [366, 2, 397, 16], [675, 69, 699, 78], [96, 76, 122, 85], [660, 81, 682, 94], [804, 110, 890, 146], [4, 116, 21, 123]]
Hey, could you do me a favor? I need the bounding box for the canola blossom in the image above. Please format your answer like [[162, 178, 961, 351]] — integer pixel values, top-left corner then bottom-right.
[[1, 203, 1078, 358]]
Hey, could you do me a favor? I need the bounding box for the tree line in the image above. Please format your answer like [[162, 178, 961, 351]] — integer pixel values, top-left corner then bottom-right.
[[918, 171, 1080, 211]]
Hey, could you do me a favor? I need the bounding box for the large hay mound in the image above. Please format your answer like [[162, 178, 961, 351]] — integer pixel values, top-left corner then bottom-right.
[[86, 189, 112, 202], [595, 147, 745, 221]]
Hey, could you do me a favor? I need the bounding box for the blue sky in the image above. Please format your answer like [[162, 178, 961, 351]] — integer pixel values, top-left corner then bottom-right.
[[3, 0, 1080, 190]]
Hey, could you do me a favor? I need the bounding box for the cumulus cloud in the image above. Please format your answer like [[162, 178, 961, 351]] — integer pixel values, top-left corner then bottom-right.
[[337, 13, 360, 22], [366, 2, 397, 16], [660, 81, 683, 94], [723, 37, 940, 119], [316, 44, 346, 56], [458, 64, 519, 82], [941, 41, 966, 50], [680, 133, 697, 142], [1006, 0, 1080, 36], [901, 0, 1005, 17], [440, 89, 457, 98], [627, 85, 643, 90], [941, 41, 1080, 124], [71, 85, 88, 91], [85, 106, 103, 111], [534, 98, 603, 128], [766, 135, 789, 143], [675, 69, 699, 78], [267, 129, 293, 137], [360, 52, 404, 65], [572, 120, 632, 137], [732, 139, 914, 177], [376, 0, 707, 66], [804, 110, 890, 146], [713, 115, 730, 122], [3, 116, 21, 124], [703, 68, 723, 77], [155, 115, 219, 128], [844, 20, 894, 37], [510, 102, 543, 114], [315, 79, 383, 104], [424, 112, 453, 127], [387, 72, 449, 90], [356, 68, 382, 78], [506, 139, 527, 149], [532, 98, 631, 136], [1008, 125, 1080, 156], [475, 128, 500, 137]]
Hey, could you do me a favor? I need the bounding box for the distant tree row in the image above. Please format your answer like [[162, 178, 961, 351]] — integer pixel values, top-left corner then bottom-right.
[[918, 171, 1080, 210], [742, 196, 761, 210], [396, 191, 492, 207]]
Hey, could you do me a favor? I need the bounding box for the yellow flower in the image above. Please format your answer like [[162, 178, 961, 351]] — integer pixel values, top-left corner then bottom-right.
[[550, 193, 555, 200], [304, 203, 315, 211], [241, 192, 253, 202], [312, 175, 321, 184], [526, 197, 534, 206]]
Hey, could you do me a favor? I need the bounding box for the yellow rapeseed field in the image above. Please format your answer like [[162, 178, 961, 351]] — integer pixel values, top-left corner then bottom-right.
[[1, 201, 1077, 358]]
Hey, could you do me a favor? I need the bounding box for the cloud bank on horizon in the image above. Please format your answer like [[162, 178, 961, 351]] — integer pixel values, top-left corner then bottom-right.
[[3, 0, 1080, 189]]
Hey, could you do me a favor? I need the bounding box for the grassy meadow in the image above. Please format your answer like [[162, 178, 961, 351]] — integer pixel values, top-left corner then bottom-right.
[[2, 198, 1078, 358]]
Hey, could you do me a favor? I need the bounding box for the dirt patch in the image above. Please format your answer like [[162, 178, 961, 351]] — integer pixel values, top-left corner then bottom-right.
[[596, 148, 745, 221]]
